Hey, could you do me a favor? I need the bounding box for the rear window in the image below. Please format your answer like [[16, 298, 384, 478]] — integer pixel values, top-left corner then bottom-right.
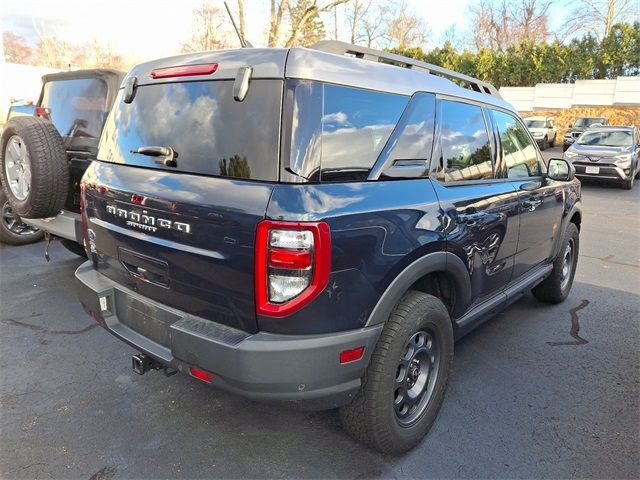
[[287, 81, 408, 182], [41, 78, 108, 139], [98, 80, 282, 180]]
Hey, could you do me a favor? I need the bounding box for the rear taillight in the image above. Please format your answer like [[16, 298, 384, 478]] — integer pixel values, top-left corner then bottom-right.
[[79, 183, 88, 252], [255, 220, 331, 317], [34, 106, 51, 119]]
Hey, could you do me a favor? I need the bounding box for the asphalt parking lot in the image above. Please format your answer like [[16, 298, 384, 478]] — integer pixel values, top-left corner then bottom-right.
[[1, 147, 639, 479]]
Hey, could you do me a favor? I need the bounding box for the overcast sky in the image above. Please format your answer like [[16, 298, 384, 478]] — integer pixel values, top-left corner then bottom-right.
[[1, 0, 567, 63]]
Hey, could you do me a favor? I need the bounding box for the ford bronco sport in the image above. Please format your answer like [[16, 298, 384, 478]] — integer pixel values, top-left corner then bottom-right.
[[73, 42, 582, 454]]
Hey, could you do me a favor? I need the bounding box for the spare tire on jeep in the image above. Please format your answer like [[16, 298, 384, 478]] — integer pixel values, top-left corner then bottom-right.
[[0, 117, 68, 219]]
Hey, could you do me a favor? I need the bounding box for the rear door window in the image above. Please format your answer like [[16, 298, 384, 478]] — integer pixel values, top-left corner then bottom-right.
[[287, 81, 408, 182], [41, 78, 108, 140], [437, 100, 493, 182], [99, 80, 282, 180]]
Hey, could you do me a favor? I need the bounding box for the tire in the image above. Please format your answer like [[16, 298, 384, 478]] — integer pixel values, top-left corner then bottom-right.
[[340, 291, 454, 455], [60, 238, 87, 258], [541, 136, 548, 150], [532, 223, 579, 304], [622, 175, 634, 190], [0, 117, 68, 219], [562, 144, 569, 152], [0, 188, 44, 245], [549, 136, 556, 148]]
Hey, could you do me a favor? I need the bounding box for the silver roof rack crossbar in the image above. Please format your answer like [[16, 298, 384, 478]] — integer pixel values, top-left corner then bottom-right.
[[311, 40, 501, 99]]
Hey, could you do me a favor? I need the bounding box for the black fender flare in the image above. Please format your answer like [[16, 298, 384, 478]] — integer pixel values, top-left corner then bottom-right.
[[365, 251, 471, 326], [553, 199, 582, 259]]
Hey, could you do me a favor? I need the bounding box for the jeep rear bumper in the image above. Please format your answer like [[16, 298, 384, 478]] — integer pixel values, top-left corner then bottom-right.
[[75, 262, 381, 409], [22, 210, 82, 243]]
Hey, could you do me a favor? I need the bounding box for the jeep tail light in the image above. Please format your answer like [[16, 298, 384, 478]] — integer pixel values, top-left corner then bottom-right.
[[255, 220, 331, 317], [80, 183, 88, 252], [35, 106, 51, 119]]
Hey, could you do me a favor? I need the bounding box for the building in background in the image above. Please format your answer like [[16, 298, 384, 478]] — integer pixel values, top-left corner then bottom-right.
[[500, 77, 640, 112]]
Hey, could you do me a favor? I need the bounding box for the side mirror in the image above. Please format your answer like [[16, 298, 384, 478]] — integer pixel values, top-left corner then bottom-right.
[[548, 158, 575, 182]]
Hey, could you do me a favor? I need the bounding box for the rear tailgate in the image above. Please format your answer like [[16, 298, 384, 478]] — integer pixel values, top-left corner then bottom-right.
[[83, 52, 286, 333], [83, 164, 273, 333]]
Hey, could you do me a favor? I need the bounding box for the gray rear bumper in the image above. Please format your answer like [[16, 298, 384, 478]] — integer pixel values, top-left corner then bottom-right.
[[22, 211, 82, 243], [75, 262, 382, 409]]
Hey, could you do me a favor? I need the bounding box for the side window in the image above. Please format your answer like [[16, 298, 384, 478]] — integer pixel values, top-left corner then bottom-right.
[[286, 81, 408, 182], [320, 84, 408, 181], [493, 110, 541, 179], [438, 100, 493, 182], [374, 92, 436, 172]]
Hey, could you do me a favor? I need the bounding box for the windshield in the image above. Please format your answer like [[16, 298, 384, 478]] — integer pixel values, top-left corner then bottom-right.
[[41, 78, 108, 139], [577, 130, 632, 147], [524, 120, 545, 128], [574, 118, 604, 127]]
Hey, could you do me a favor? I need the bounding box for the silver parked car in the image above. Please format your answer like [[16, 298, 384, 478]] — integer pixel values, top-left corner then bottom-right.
[[564, 125, 639, 189]]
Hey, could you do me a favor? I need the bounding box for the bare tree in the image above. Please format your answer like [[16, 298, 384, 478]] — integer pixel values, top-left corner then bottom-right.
[[360, 4, 387, 47], [283, 0, 350, 47], [383, 1, 430, 49], [469, 0, 550, 50], [181, 0, 230, 53], [345, 0, 372, 44], [3, 32, 35, 64], [237, 0, 246, 41], [287, 0, 326, 47], [563, 0, 640, 38], [83, 40, 130, 71], [512, 0, 550, 44], [33, 22, 81, 68], [268, 0, 290, 47]]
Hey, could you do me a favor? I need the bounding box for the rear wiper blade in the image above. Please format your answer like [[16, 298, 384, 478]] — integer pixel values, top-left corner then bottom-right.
[[131, 146, 178, 167]]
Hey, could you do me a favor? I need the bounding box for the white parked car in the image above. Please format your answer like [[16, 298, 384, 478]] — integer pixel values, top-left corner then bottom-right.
[[524, 116, 557, 150]]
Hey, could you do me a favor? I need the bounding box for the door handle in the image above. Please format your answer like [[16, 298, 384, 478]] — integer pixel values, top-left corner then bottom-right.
[[522, 199, 542, 211], [457, 212, 486, 226]]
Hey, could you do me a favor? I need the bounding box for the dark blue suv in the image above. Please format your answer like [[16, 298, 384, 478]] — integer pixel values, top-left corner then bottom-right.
[[75, 42, 582, 454]]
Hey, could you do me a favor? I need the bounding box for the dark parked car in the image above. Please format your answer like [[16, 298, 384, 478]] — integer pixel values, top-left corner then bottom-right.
[[564, 125, 639, 189], [563, 117, 609, 151], [73, 42, 581, 454], [0, 69, 124, 254]]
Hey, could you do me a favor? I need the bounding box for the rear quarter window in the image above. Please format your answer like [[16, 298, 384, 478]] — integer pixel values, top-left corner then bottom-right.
[[286, 81, 408, 182]]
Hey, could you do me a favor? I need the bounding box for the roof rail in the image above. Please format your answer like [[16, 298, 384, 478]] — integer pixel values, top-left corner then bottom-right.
[[311, 40, 501, 99]]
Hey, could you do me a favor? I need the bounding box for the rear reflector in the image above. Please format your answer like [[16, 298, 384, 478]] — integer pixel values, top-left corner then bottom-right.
[[151, 63, 218, 79], [189, 367, 213, 383], [339, 347, 365, 364]]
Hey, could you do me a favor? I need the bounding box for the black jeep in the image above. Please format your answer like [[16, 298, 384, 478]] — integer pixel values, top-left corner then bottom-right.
[[0, 69, 123, 254]]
